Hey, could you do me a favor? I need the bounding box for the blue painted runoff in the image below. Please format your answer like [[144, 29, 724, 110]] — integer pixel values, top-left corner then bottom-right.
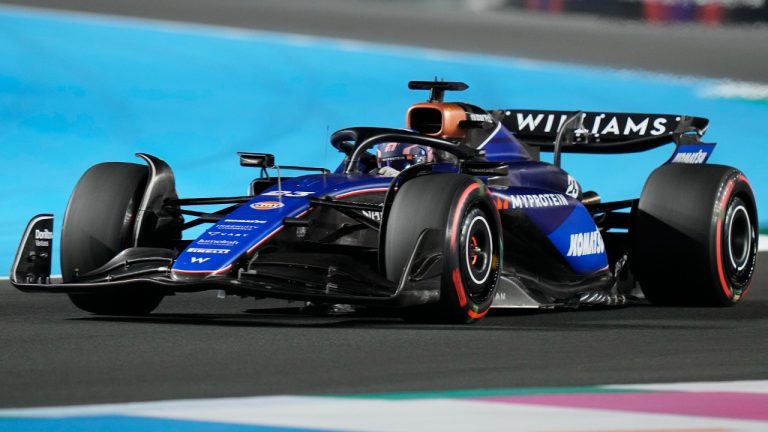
[[0, 416, 332, 432], [0, 6, 766, 275]]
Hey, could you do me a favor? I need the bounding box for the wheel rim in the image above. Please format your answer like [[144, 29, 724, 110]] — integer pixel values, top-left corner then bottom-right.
[[727, 204, 751, 272], [722, 196, 756, 288], [463, 214, 493, 292]]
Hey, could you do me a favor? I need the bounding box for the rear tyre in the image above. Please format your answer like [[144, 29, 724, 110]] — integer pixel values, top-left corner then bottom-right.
[[385, 174, 502, 323], [632, 164, 757, 306], [62, 162, 164, 315]]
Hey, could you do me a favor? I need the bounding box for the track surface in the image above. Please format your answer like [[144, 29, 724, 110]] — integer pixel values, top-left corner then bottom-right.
[[1, 0, 767, 83], [1, 254, 766, 408]]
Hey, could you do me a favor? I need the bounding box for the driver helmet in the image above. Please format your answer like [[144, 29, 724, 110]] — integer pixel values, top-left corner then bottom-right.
[[376, 143, 434, 171]]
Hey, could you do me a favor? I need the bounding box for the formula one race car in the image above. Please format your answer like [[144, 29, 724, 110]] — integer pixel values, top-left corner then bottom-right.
[[10, 81, 759, 323]]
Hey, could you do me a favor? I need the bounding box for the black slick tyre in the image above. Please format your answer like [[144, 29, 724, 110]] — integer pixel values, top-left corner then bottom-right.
[[62, 162, 164, 315], [385, 174, 502, 323], [632, 164, 758, 306]]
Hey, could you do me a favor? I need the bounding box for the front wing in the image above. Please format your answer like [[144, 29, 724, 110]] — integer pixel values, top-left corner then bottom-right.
[[10, 215, 443, 308]]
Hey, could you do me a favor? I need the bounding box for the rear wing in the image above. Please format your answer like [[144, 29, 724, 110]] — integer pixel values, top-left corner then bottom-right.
[[496, 110, 709, 154]]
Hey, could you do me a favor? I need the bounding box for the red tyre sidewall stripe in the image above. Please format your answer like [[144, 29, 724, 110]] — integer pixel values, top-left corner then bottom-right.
[[449, 182, 480, 312], [450, 183, 480, 252], [715, 177, 737, 299], [452, 268, 468, 308], [737, 173, 751, 189], [467, 308, 489, 319]]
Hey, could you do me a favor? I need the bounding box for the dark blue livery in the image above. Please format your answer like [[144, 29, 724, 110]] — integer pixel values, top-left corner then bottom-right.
[[10, 80, 758, 323]]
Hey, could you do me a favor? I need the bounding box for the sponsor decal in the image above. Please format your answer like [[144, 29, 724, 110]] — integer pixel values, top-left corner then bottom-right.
[[250, 201, 284, 210], [379, 154, 405, 163], [262, 190, 313, 198], [213, 225, 255, 232], [513, 112, 672, 137], [381, 143, 399, 152], [223, 219, 266, 224], [468, 113, 493, 123], [190, 257, 211, 264], [361, 210, 382, 221], [196, 239, 239, 246], [208, 231, 248, 237], [35, 229, 53, 240], [496, 197, 509, 210], [671, 149, 708, 164], [566, 175, 580, 198], [187, 248, 230, 254], [34, 229, 52, 247], [500, 193, 569, 210], [566, 230, 605, 257]]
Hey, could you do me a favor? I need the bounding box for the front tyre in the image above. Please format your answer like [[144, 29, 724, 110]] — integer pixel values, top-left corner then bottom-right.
[[385, 174, 502, 323], [632, 164, 758, 306], [62, 162, 164, 315]]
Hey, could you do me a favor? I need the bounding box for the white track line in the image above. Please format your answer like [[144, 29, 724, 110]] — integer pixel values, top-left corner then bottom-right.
[[607, 379, 768, 394], [3, 384, 768, 432], [700, 81, 768, 101]]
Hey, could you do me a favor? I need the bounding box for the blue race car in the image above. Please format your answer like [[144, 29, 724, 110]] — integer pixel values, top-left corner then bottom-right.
[[10, 81, 759, 323]]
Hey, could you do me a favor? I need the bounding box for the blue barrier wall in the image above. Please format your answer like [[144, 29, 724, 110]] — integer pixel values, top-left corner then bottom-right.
[[1, 6, 766, 275]]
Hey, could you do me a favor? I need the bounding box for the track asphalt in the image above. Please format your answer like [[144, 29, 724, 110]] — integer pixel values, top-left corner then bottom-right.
[[0, 253, 765, 407]]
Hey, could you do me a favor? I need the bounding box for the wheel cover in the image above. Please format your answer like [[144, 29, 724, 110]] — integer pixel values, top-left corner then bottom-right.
[[727, 204, 751, 272], [461, 212, 494, 302]]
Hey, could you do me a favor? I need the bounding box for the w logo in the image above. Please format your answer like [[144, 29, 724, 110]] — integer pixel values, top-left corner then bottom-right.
[[191, 257, 210, 264]]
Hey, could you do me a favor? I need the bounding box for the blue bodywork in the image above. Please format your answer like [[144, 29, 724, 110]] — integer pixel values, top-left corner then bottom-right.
[[172, 175, 391, 277], [173, 121, 614, 278]]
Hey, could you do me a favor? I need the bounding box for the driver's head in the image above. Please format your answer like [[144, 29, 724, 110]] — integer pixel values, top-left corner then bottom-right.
[[376, 143, 434, 171]]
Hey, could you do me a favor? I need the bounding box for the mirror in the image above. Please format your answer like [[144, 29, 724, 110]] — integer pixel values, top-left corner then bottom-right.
[[238, 152, 275, 168]]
